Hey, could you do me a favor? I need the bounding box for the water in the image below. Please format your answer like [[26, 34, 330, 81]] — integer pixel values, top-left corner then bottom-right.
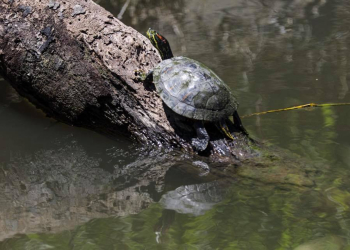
[[1, 0, 350, 249]]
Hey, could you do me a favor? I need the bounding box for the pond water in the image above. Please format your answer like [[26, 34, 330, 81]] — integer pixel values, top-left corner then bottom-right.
[[1, 0, 350, 249]]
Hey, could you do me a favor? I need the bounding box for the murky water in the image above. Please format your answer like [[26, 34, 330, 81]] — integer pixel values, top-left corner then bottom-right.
[[1, 0, 350, 249]]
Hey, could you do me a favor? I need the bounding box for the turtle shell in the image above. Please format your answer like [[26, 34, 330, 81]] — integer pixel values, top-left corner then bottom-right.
[[153, 56, 239, 122]]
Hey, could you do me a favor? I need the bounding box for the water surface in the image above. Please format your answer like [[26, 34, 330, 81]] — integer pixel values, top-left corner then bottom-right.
[[1, 0, 350, 249]]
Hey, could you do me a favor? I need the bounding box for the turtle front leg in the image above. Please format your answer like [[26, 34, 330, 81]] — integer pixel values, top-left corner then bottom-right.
[[135, 70, 155, 91], [233, 111, 249, 136], [191, 121, 210, 152], [135, 70, 153, 83]]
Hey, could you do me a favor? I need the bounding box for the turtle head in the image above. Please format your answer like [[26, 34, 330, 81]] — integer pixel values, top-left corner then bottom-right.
[[147, 28, 174, 60]]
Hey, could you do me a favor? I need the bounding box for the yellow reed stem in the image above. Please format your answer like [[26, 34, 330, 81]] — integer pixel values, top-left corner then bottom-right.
[[242, 103, 350, 118]]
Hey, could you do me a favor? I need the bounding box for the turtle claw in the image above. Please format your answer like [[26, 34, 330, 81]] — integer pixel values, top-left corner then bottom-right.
[[191, 138, 208, 152]]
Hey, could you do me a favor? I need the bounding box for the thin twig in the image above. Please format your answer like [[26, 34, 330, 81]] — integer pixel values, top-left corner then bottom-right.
[[242, 102, 350, 118], [117, 0, 131, 20]]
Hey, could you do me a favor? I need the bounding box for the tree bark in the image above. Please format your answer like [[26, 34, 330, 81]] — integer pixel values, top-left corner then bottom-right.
[[0, 0, 251, 159]]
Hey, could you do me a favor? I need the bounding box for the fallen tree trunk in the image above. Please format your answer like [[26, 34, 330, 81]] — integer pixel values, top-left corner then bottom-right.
[[0, 0, 252, 159]]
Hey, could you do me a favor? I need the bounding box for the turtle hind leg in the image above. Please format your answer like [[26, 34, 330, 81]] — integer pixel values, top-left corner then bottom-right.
[[233, 111, 249, 136], [191, 121, 210, 152], [216, 119, 235, 140]]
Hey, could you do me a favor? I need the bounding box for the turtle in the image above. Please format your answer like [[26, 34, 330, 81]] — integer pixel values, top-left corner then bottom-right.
[[138, 28, 248, 151]]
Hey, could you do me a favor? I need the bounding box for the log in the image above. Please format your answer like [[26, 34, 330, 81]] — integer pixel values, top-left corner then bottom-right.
[[0, 0, 251, 159]]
